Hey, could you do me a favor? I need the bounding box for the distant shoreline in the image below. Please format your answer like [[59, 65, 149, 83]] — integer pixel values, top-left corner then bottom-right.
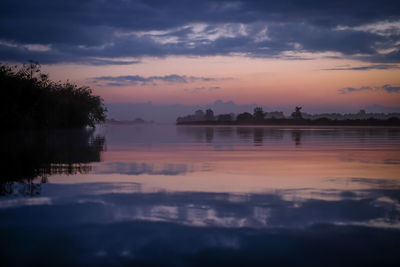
[[106, 118, 154, 125], [176, 118, 400, 126], [176, 107, 400, 127]]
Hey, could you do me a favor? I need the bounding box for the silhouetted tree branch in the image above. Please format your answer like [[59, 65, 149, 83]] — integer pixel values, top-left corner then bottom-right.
[[0, 62, 107, 129]]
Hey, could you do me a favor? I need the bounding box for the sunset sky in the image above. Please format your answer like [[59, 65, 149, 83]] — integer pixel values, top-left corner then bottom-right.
[[1, 0, 400, 119]]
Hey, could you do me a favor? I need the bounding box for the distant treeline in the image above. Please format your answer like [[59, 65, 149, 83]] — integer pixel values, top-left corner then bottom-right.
[[0, 62, 107, 129], [177, 107, 400, 126]]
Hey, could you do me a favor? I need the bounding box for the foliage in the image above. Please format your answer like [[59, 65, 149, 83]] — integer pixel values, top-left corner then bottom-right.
[[205, 109, 215, 121], [237, 112, 253, 122], [217, 113, 233, 121], [176, 105, 400, 126], [253, 107, 265, 122], [0, 61, 107, 129], [291, 106, 303, 119]]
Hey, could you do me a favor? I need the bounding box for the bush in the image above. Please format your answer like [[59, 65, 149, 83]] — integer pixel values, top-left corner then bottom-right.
[[0, 62, 107, 129]]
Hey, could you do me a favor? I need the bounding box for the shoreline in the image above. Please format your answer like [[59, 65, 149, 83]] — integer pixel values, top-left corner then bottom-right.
[[176, 119, 400, 127]]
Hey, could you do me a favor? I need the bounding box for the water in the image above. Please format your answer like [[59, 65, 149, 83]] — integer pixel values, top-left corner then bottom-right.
[[1, 125, 400, 266]]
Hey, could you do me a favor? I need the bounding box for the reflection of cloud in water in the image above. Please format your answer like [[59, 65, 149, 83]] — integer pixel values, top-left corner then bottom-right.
[[325, 177, 400, 190], [93, 162, 211, 175], [0, 197, 52, 209], [350, 178, 400, 188], [3, 183, 400, 230], [384, 159, 400, 164], [93, 188, 400, 229], [2, 183, 400, 265]]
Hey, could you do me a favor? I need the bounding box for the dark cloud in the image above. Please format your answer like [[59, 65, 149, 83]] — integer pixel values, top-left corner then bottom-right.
[[339, 86, 373, 94], [382, 84, 400, 93], [383, 159, 400, 164], [339, 84, 400, 94], [0, 40, 141, 65], [0, 0, 400, 64], [93, 74, 225, 86], [323, 64, 400, 71]]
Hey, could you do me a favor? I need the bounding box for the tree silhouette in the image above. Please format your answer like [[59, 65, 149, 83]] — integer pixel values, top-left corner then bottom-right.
[[253, 107, 265, 122], [194, 110, 205, 121], [237, 112, 253, 122], [205, 109, 215, 121], [291, 106, 303, 120], [0, 62, 107, 129], [217, 114, 233, 121]]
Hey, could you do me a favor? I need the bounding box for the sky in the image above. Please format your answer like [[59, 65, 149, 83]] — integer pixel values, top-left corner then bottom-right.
[[1, 0, 400, 121]]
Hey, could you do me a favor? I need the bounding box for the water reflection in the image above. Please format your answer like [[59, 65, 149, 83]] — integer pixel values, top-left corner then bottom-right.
[[93, 162, 210, 176], [1, 125, 400, 265], [1, 181, 400, 265], [291, 130, 302, 146], [176, 125, 400, 148], [1, 129, 105, 196], [3, 178, 400, 228]]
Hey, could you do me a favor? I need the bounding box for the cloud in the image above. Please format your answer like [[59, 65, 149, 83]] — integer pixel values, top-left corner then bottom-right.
[[323, 64, 400, 71], [0, 0, 400, 64], [382, 84, 400, 93], [184, 86, 221, 93], [0, 40, 141, 65], [339, 84, 400, 94], [93, 74, 225, 86], [339, 86, 373, 94]]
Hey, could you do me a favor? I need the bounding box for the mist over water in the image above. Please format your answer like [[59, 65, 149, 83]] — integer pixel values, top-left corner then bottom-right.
[[1, 125, 400, 266]]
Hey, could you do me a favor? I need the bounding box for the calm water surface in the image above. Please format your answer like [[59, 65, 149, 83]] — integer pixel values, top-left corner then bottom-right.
[[1, 125, 400, 266]]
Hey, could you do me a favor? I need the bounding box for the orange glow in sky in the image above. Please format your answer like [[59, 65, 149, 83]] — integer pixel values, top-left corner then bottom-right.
[[43, 55, 400, 110]]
